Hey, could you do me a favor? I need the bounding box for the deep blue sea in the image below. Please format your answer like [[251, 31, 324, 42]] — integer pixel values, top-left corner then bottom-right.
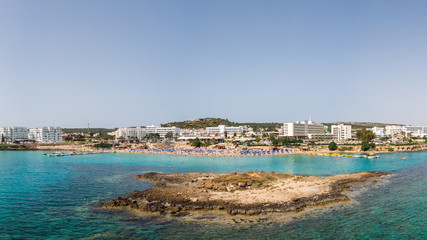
[[0, 151, 426, 239]]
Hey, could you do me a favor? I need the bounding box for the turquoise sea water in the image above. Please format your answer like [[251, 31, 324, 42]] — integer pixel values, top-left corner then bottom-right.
[[0, 151, 426, 239]]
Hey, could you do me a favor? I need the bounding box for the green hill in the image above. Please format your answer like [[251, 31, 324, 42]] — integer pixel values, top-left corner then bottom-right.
[[161, 118, 282, 131], [63, 128, 116, 134]]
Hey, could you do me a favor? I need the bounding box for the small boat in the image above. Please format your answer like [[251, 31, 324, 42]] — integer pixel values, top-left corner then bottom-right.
[[401, 157, 406, 160], [42, 153, 47, 155]]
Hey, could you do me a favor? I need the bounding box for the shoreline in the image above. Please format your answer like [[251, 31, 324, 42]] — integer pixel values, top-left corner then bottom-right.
[[3, 145, 426, 158]]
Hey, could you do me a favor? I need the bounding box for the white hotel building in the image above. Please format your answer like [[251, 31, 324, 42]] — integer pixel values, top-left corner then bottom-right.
[[0, 126, 62, 143], [331, 124, 352, 140], [28, 127, 63, 143], [385, 125, 406, 137], [206, 125, 243, 134], [0, 127, 29, 142], [115, 127, 147, 140], [369, 127, 385, 137], [146, 125, 181, 138], [282, 120, 326, 139], [115, 126, 181, 139], [405, 126, 427, 137]]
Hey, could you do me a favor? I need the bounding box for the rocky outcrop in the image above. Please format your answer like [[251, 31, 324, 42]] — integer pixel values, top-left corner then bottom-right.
[[101, 171, 387, 215]]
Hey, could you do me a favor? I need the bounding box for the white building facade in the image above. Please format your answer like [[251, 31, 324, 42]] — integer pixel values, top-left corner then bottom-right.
[[369, 127, 385, 137], [0, 127, 28, 142], [331, 124, 352, 140], [385, 125, 406, 137], [282, 120, 325, 138], [28, 127, 62, 143], [206, 125, 244, 134], [146, 125, 181, 138], [115, 127, 146, 140], [405, 126, 427, 137]]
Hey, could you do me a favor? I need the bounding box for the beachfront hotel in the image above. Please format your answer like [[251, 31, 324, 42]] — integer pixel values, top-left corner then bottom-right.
[[206, 125, 244, 134], [369, 127, 386, 137], [282, 120, 326, 139], [115, 126, 181, 139], [404, 126, 427, 137], [115, 127, 147, 140], [331, 124, 352, 140], [0, 127, 29, 142], [28, 127, 63, 143], [146, 125, 180, 138], [385, 125, 406, 137], [0, 126, 62, 143]]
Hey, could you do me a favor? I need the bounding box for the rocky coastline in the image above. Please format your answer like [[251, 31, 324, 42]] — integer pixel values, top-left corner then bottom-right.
[[101, 171, 387, 215]]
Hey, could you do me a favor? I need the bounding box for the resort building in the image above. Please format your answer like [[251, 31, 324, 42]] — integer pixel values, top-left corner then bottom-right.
[[206, 125, 244, 134], [385, 125, 406, 137], [331, 124, 352, 140], [369, 127, 385, 137], [146, 125, 181, 138], [405, 126, 427, 137], [115, 127, 146, 140], [0, 127, 29, 142], [282, 120, 326, 139], [28, 127, 63, 143]]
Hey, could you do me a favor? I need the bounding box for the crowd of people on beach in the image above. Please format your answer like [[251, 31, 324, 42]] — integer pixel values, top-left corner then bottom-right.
[[97, 146, 301, 156]]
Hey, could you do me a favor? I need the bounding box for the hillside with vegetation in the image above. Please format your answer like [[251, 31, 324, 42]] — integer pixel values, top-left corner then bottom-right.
[[161, 118, 282, 131], [63, 128, 116, 134], [323, 122, 404, 130]]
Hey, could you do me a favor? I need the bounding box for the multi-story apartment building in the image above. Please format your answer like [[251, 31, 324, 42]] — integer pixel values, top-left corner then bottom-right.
[[331, 124, 352, 140], [0, 127, 29, 142], [115, 127, 146, 140], [282, 120, 325, 138], [405, 126, 427, 137], [206, 125, 243, 134], [369, 127, 385, 137], [146, 125, 180, 138], [28, 127, 62, 143], [385, 125, 406, 137]]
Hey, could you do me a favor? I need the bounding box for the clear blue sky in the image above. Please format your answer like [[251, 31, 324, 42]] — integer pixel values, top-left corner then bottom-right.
[[1, 0, 426, 128]]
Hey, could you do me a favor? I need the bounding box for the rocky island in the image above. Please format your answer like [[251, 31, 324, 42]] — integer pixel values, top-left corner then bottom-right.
[[101, 171, 387, 215]]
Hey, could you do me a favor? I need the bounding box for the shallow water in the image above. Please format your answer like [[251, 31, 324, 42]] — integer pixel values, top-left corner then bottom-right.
[[0, 151, 425, 239]]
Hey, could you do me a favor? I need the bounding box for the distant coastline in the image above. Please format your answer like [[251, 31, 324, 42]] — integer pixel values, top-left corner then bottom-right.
[[2, 142, 426, 157]]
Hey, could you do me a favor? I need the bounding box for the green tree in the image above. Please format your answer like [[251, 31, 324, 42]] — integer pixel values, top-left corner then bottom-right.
[[165, 132, 174, 139], [356, 129, 376, 142], [281, 138, 290, 146], [270, 138, 279, 146], [361, 141, 371, 151], [93, 142, 113, 148], [191, 137, 202, 148], [145, 133, 160, 140], [328, 141, 338, 151]]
